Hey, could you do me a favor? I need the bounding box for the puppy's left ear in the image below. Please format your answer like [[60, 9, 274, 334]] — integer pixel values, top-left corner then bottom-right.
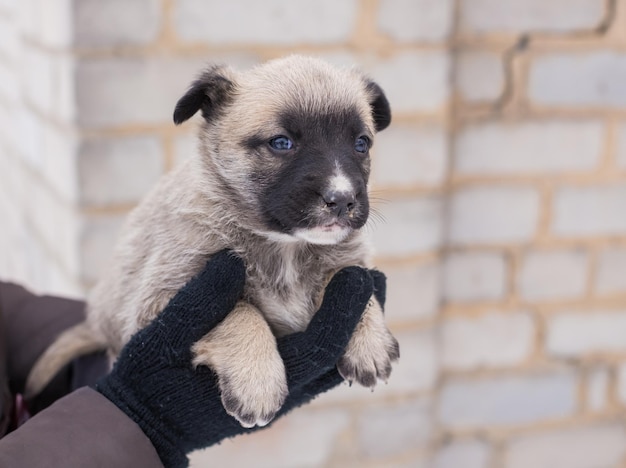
[[365, 80, 391, 132], [173, 65, 237, 125]]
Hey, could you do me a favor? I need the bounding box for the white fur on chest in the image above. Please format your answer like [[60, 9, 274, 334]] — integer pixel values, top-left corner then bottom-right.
[[241, 243, 326, 336]]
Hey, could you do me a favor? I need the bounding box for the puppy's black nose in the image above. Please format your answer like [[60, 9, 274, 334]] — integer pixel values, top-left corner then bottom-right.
[[323, 190, 356, 217]]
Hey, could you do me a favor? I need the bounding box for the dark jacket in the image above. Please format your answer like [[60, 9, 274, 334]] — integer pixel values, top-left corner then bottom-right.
[[0, 281, 163, 467]]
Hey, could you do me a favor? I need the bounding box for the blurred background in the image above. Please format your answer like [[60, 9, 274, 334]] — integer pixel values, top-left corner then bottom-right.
[[1, 0, 626, 466]]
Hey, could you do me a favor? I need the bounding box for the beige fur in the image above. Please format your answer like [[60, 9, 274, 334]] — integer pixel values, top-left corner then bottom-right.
[[26, 56, 399, 427]]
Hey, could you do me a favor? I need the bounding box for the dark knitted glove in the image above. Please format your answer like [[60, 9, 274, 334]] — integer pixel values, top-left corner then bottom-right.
[[96, 250, 384, 468]]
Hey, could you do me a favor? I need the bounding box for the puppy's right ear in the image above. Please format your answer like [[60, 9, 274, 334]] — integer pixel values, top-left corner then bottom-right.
[[173, 65, 236, 125]]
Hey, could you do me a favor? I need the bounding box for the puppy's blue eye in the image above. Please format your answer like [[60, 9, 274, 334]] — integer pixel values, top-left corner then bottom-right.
[[269, 136, 294, 151], [355, 136, 370, 153]]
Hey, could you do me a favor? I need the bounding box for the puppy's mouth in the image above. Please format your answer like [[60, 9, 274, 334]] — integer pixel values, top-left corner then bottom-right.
[[293, 221, 353, 245]]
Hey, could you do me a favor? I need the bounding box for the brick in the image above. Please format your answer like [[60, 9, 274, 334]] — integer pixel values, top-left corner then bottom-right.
[[617, 123, 626, 169], [448, 186, 540, 245], [505, 424, 626, 468], [20, 44, 75, 122], [616, 363, 626, 405], [442, 311, 534, 370], [76, 54, 259, 128], [190, 407, 350, 467], [371, 195, 443, 257], [357, 398, 431, 459], [372, 124, 448, 188], [174, 0, 357, 45], [586, 367, 609, 412], [0, 0, 15, 14], [40, 125, 79, 203], [16, 106, 44, 170], [19, 167, 81, 279], [377, 0, 453, 42], [17, 0, 73, 48], [530, 52, 626, 108], [367, 51, 451, 114], [312, 328, 438, 405], [434, 439, 491, 468], [547, 310, 626, 357], [0, 61, 19, 105], [382, 261, 440, 323], [76, 56, 203, 128], [437, 370, 577, 429], [15, 107, 79, 203], [172, 133, 196, 168], [443, 251, 507, 302], [460, 0, 605, 34], [80, 214, 127, 285], [456, 51, 504, 102], [518, 249, 588, 301], [595, 247, 626, 295], [0, 101, 18, 155], [78, 136, 165, 207], [455, 120, 603, 175], [0, 14, 19, 61], [552, 184, 626, 236], [74, 0, 162, 47]]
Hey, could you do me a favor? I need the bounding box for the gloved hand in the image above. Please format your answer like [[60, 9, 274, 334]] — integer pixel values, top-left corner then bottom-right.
[[96, 250, 385, 468]]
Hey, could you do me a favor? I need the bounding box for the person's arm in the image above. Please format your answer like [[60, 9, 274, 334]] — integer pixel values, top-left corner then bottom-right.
[[0, 388, 163, 468], [0, 251, 385, 467], [0, 282, 86, 412]]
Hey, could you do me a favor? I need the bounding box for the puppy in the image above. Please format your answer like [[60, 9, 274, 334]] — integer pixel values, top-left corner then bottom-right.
[[27, 55, 399, 427]]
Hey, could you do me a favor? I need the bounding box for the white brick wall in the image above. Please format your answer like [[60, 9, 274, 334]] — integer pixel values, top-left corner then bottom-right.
[[367, 51, 451, 114], [547, 310, 626, 357], [443, 251, 507, 302], [377, 0, 453, 42], [617, 123, 626, 169], [595, 246, 626, 295], [441, 311, 534, 369], [383, 262, 440, 323], [586, 367, 609, 412], [174, 0, 357, 45], [448, 186, 540, 245], [456, 51, 504, 103], [552, 184, 626, 236], [74, 0, 162, 48], [438, 370, 578, 429], [530, 52, 626, 108], [190, 406, 351, 467], [459, 0, 606, 34], [518, 249, 589, 301], [18, 0, 73, 48], [75, 56, 206, 128], [372, 124, 448, 188], [454, 120, 604, 175], [78, 136, 165, 207], [371, 196, 443, 256], [434, 440, 491, 468], [616, 363, 626, 405], [3, 1, 626, 465], [80, 215, 126, 285], [505, 424, 626, 468], [357, 399, 431, 459], [595, 247, 626, 294]]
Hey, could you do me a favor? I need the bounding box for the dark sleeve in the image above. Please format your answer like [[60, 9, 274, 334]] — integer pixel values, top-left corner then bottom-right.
[[0, 387, 164, 468], [0, 281, 85, 396]]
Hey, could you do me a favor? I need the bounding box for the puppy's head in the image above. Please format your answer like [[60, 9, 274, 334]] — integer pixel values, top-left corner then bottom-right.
[[174, 55, 391, 246]]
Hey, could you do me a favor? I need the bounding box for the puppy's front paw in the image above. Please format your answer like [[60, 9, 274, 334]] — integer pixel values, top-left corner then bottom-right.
[[191, 301, 289, 428], [337, 298, 400, 388], [216, 351, 288, 428]]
